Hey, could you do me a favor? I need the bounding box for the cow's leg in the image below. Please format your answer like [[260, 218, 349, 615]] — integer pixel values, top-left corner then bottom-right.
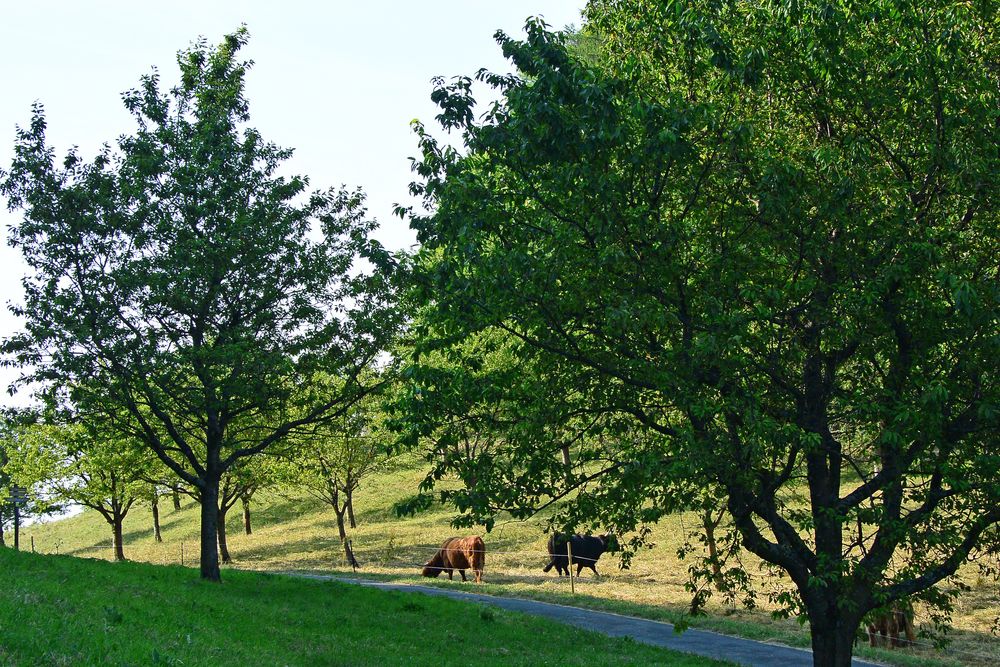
[[447, 569, 453, 580], [459, 569, 467, 581]]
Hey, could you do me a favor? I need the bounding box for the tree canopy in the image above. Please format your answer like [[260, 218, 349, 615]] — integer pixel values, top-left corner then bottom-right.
[[399, 3, 999, 664]]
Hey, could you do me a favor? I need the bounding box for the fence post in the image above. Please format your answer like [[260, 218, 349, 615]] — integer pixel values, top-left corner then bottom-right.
[[31, 536, 35, 553], [567, 540, 575, 595], [181, 541, 184, 566]]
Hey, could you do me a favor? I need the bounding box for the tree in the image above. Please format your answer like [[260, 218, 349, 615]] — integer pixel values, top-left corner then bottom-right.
[[214, 457, 272, 563], [290, 384, 394, 544], [0, 439, 11, 547], [393, 326, 625, 532], [6, 421, 147, 561], [0, 417, 63, 549], [148, 485, 163, 543], [399, 5, 999, 665], [1, 29, 399, 580]]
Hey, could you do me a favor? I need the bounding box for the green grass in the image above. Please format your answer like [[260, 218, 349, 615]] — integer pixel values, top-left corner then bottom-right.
[[0, 548, 732, 666], [18, 457, 1000, 666]]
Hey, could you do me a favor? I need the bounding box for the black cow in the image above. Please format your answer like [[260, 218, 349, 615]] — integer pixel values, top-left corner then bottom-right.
[[542, 533, 613, 577]]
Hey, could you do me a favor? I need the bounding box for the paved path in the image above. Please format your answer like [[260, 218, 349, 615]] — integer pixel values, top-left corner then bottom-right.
[[288, 573, 882, 667]]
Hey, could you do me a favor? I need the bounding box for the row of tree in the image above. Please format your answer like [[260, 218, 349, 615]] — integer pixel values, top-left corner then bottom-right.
[[1, 4, 998, 666], [0, 388, 394, 562]]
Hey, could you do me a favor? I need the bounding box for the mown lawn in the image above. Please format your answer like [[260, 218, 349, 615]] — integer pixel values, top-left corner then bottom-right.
[[0, 548, 732, 666], [18, 457, 1000, 667]]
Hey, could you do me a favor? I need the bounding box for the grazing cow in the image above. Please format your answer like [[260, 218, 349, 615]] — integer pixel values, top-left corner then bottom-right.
[[543, 533, 613, 577], [867, 603, 916, 648], [421, 536, 485, 583]]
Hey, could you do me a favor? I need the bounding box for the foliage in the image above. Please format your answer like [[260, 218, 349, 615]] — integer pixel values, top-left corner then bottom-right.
[[5, 419, 150, 559], [398, 3, 999, 664], [287, 376, 397, 540], [1, 29, 401, 579], [0, 417, 64, 535]]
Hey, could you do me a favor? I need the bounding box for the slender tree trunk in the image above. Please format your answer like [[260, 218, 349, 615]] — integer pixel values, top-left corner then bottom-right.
[[172, 486, 181, 511], [702, 509, 723, 587], [346, 490, 357, 529], [241, 493, 252, 535], [152, 493, 163, 543], [0, 514, 5, 547], [199, 479, 221, 581], [112, 515, 126, 561], [334, 506, 347, 542], [332, 488, 348, 543], [329, 485, 348, 543], [218, 505, 232, 564]]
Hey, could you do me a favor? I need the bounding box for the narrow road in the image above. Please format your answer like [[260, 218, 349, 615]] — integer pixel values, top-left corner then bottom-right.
[[288, 573, 882, 667]]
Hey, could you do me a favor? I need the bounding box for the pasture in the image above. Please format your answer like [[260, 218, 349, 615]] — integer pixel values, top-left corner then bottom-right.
[[0, 547, 728, 666], [18, 457, 1000, 667]]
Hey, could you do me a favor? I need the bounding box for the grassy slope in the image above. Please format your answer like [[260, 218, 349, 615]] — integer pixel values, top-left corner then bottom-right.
[[0, 548, 729, 667], [18, 458, 1000, 666]]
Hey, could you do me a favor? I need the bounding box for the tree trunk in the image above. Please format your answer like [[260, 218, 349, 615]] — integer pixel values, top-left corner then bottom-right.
[[702, 509, 723, 588], [346, 490, 357, 529], [809, 624, 861, 667], [112, 515, 126, 561], [172, 486, 181, 511], [242, 494, 252, 535], [152, 494, 163, 543], [808, 598, 863, 667], [199, 479, 221, 581], [218, 505, 232, 564], [334, 507, 347, 542]]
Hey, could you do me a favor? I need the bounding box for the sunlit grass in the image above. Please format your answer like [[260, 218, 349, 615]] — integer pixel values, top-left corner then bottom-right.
[[0, 547, 731, 666]]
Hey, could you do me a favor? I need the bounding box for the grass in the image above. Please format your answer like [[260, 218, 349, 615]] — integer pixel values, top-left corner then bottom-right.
[[18, 457, 1000, 666], [0, 547, 731, 666]]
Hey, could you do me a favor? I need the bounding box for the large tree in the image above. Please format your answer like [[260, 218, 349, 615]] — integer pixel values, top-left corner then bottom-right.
[[1, 30, 399, 580], [400, 4, 999, 665]]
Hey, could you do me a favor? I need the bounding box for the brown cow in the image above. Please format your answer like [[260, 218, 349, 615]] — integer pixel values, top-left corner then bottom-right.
[[421, 536, 485, 583], [867, 603, 916, 648]]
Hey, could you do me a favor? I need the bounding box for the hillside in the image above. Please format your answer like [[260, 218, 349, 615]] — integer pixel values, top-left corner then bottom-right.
[[0, 547, 731, 666], [18, 459, 1000, 667]]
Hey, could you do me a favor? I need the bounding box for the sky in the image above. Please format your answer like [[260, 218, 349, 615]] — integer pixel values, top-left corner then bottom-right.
[[0, 1, 587, 406]]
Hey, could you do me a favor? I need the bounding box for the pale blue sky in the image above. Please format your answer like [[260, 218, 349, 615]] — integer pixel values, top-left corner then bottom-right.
[[0, 1, 587, 405]]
